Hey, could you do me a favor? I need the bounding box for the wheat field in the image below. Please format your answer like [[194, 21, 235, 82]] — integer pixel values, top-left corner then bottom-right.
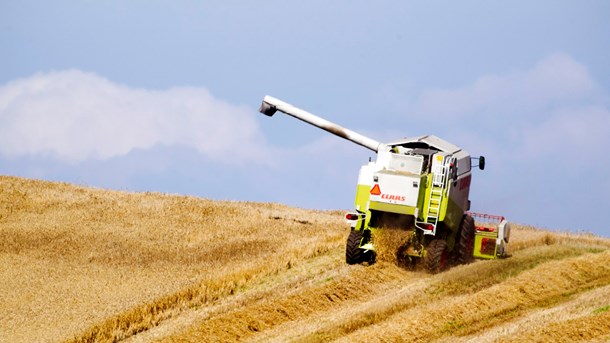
[[1, 175, 609, 342]]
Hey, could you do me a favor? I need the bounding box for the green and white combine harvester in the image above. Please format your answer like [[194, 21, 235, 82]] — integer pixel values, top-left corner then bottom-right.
[[259, 96, 511, 273]]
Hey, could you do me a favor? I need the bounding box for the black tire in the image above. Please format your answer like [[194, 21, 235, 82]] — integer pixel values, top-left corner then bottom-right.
[[457, 214, 475, 265], [424, 239, 449, 273], [346, 230, 364, 265]]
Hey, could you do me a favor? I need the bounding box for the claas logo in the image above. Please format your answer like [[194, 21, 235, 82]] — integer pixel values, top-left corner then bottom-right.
[[370, 184, 406, 202]]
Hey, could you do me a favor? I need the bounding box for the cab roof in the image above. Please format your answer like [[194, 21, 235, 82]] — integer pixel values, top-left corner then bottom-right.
[[387, 135, 462, 154]]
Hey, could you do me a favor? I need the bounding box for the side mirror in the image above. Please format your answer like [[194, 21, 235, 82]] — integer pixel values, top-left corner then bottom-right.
[[479, 156, 486, 170]]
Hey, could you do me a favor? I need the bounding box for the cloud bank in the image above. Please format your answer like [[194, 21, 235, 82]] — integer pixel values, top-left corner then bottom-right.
[[0, 70, 269, 163], [417, 53, 598, 119], [413, 53, 609, 165]]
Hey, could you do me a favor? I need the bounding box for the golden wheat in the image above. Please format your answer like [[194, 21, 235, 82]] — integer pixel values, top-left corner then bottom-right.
[[334, 250, 610, 343], [1, 175, 609, 343], [0, 176, 346, 342], [371, 227, 413, 265]]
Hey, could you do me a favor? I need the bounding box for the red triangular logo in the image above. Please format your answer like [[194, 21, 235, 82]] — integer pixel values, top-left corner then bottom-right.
[[370, 184, 381, 195]]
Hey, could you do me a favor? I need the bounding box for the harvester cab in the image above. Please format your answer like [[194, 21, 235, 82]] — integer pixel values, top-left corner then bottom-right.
[[258, 95, 510, 273]]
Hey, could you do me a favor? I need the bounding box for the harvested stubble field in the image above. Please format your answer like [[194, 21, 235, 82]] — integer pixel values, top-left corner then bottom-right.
[[1, 175, 610, 343]]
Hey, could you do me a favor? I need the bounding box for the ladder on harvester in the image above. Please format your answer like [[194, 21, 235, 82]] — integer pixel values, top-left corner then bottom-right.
[[423, 159, 449, 233]]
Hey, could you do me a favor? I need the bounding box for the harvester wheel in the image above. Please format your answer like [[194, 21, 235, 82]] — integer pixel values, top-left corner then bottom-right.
[[346, 230, 364, 264], [425, 239, 449, 274], [457, 214, 475, 265]]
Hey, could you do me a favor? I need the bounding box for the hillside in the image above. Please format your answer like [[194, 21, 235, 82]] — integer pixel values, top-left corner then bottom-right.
[[1, 175, 609, 343]]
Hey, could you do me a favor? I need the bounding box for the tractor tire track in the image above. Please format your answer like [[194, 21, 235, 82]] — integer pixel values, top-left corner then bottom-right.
[[438, 284, 610, 343], [269, 244, 597, 342], [334, 250, 610, 343], [165, 263, 421, 342]]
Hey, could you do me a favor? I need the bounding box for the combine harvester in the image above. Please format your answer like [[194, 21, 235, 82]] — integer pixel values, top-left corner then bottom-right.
[[259, 96, 510, 273]]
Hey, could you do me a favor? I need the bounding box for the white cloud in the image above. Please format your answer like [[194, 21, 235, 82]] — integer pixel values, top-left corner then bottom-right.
[[411, 53, 609, 163], [518, 106, 610, 160], [0, 70, 270, 163], [416, 53, 597, 119]]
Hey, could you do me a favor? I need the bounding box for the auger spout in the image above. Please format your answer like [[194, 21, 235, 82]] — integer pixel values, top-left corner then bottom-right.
[[259, 95, 382, 153]]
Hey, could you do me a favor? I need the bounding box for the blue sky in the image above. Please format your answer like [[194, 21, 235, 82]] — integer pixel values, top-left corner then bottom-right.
[[1, 1, 609, 237]]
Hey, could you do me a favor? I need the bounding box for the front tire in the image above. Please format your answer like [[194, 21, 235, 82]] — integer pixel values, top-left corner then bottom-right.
[[457, 214, 475, 265], [425, 239, 449, 273], [346, 230, 364, 264]]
